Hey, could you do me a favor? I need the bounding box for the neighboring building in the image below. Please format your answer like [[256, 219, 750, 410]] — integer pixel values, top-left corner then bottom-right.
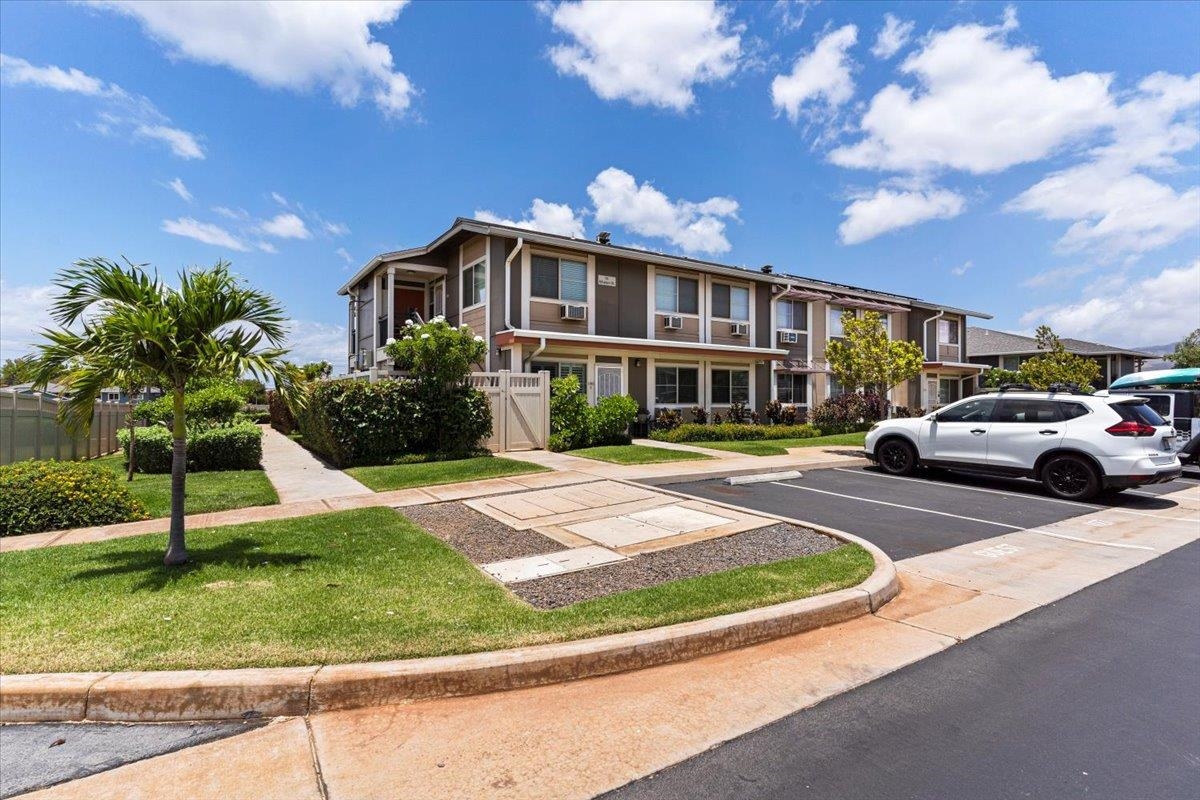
[[338, 218, 991, 418], [967, 327, 1155, 390], [98, 387, 163, 403]]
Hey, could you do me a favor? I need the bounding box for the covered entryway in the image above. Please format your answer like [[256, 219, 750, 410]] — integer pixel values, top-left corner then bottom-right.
[[468, 370, 550, 451]]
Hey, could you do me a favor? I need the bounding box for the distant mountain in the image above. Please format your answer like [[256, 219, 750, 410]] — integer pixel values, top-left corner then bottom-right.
[[1131, 341, 1178, 356]]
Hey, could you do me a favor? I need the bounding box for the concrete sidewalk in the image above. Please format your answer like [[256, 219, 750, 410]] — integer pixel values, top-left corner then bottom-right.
[[22, 486, 1199, 800], [257, 426, 372, 504]]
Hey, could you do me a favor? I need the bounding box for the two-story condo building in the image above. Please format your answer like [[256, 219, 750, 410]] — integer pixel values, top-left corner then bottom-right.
[[338, 218, 991, 416]]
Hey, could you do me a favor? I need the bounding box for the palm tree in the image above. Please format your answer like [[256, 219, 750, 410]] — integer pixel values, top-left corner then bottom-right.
[[33, 258, 300, 566]]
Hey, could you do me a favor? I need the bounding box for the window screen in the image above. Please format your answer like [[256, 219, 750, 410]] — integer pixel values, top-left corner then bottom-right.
[[712, 284, 730, 319], [531, 256, 558, 298], [654, 275, 699, 314]]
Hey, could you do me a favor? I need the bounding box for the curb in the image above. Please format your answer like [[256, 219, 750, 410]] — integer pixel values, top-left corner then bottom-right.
[[0, 488, 898, 724]]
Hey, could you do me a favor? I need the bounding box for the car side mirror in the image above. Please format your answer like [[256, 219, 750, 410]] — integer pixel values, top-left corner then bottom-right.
[[929, 412, 941, 422]]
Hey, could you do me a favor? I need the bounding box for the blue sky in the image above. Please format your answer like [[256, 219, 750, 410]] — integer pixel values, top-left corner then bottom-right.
[[2, 0, 1198, 367]]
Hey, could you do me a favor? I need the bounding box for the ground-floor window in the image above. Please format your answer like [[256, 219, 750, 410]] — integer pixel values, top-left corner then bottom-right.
[[828, 375, 845, 397], [711, 369, 749, 405], [776, 373, 808, 405], [655, 366, 698, 405], [937, 377, 961, 404], [532, 360, 586, 390]]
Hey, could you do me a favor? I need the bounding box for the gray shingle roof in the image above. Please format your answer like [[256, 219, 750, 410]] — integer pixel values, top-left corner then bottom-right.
[[967, 327, 1156, 358]]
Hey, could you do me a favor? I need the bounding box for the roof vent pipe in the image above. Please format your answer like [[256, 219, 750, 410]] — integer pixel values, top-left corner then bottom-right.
[[761, 264, 774, 274], [596, 231, 611, 245]]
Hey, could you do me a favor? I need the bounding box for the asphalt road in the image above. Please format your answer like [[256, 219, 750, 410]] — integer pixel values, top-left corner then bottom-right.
[[665, 466, 1196, 560], [604, 538, 1200, 800]]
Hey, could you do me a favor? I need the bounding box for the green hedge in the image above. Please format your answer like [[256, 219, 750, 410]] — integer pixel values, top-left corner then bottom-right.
[[0, 460, 147, 536], [651, 422, 821, 443], [135, 385, 244, 426], [117, 423, 263, 473], [294, 378, 492, 467]]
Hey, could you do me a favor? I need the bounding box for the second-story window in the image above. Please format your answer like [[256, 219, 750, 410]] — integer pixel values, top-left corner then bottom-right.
[[828, 306, 849, 337], [531, 255, 587, 302], [655, 274, 699, 314], [711, 283, 749, 320], [938, 318, 960, 345], [776, 299, 807, 330], [463, 260, 486, 309]]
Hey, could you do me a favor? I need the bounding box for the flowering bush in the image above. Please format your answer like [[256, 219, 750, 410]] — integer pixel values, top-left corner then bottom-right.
[[383, 317, 485, 391], [0, 460, 147, 535]]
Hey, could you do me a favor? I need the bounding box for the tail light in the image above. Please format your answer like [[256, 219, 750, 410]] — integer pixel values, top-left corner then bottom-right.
[[1106, 420, 1157, 437]]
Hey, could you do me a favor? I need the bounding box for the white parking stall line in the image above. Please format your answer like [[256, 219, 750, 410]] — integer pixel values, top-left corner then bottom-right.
[[830, 468, 1187, 521], [771, 480, 1160, 551]]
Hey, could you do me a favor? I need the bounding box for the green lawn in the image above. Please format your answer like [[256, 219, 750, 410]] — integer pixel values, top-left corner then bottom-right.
[[346, 456, 548, 492], [691, 431, 868, 457], [567, 444, 713, 465], [96, 455, 278, 518], [0, 508, 872, 673]]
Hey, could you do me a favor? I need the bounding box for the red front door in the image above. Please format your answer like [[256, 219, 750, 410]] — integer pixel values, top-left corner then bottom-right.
[[394, 287, 426, 330]]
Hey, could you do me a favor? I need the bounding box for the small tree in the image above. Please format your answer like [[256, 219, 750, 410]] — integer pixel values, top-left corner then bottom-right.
[[1017, 326, 1101, 391], [825, 310, 924, 417], [1, 355, 37, 387], [1166, 329, 1200, 368], [983, 367, 1023, 388]]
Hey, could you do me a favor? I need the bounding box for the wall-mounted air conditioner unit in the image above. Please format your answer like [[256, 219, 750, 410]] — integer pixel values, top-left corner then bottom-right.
[[662, 314, 684, 330], [730, 321, 749, 337], [560, 304, 587, 321], [779, 330, 800, 345]]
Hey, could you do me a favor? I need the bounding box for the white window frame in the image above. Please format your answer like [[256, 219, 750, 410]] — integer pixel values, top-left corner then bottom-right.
[[710, 368, 751, 405], [828, 305, 849, 338], [531, 359, 587, 387], [775, 373, 810, 407], [461, 257, 487, 312], [655, 273, 700, 315], [654, 365, 700, 406], [938, 318, 960, 345], [776, 299, 809, 332], [710, 281, 750, 322]]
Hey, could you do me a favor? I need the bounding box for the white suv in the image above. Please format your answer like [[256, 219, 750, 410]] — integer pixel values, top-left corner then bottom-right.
[[864, 390, 1182, 500]]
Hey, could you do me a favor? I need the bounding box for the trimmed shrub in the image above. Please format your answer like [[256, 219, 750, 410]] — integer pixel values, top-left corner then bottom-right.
[[267, 389, 296, 434], [652, 408, 682, 431], [548, 375, 591, 452], [0, 460, 147, 536], [135, 384, 244, 427], [592, 394, 638, 446], [689, 406, 708, 424], [293, 378, 490, 466], [651, 422, 820, 443], [118, 423, 263, 473], [727, 401, 749, 423], [807, 393, 883, 434], [763, 400, 782, 425]]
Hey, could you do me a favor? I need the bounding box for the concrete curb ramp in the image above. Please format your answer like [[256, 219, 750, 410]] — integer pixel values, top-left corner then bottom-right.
[[0, 531, 897, 723]]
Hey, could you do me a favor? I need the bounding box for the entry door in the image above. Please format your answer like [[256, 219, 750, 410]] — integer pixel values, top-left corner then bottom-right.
[[596, 364, 623, 400]]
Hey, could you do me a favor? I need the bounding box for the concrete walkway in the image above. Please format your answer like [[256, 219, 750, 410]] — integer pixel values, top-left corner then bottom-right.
[[257, 426, 372, 504], [21, 486, 1199, 800]]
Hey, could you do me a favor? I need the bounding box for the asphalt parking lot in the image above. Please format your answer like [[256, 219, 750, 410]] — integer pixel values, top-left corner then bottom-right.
[[665, 467, 1199, 561]]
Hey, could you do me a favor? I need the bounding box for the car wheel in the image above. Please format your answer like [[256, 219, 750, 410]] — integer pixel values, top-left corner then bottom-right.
[[1042, 454, 1100, 501], [877, 438, 918, 476]]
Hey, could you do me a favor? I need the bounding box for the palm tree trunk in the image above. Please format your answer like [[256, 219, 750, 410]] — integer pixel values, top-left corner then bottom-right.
[[163, 387, 189, 566]]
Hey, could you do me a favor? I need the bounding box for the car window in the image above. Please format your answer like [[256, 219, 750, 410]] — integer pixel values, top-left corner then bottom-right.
[[936, 398, 996, 423], [1113, 402, 1168, 427], [1060, 402, 1090, 420], [992, 399, 1063, 423]]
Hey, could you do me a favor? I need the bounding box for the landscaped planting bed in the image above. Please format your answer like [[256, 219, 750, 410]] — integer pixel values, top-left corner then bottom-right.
[[0, 507, 872, 673], [401, 502, 566, 563]]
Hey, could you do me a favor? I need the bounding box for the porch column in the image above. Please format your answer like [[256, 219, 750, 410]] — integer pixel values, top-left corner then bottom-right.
[[387, 267, 396, 343]]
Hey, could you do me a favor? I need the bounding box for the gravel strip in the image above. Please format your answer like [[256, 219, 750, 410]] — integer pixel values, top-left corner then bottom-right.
[[511, 523, 841, 609], [400, 501, 566, 564]]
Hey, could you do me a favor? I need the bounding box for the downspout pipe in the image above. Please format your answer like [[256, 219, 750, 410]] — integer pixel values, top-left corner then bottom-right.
[[524, 336, 547, 370], [504, 236, 523, 331], [923, 309, 946, 363]]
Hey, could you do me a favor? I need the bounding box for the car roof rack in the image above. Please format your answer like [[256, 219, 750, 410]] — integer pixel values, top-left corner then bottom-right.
[[983, 382, 1091, 395]]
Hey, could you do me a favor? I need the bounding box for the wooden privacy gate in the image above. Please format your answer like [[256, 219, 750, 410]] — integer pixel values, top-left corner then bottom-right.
[[467, 370, 550, 451]]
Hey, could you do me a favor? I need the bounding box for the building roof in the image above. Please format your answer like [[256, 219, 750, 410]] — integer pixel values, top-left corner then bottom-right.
[[966, 326, 1156, 359], [339, 218, 992, 319]]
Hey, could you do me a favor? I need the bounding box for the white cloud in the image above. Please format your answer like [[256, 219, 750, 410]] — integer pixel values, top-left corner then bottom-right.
[[322, 221, 351, 237], [284, 319, 348, 371], [135, 124, 204, 159], [838, 186, 965, 244], [1019, 260, 1200, 344], [771, 24, 858, 123], [476, 199, 587, 238], [91, 1, 416, 118], [162, 177, 193, 202], [871, 14, 914, 59], [829, 10, 1114, 174], [772, 1, 818, 33], [951, 260, 972, 277], [0, 53, 113, 96], [336, 247, 355, 267], [0, 282, 57, 360], [1020, 264, 1094, 288], [1, 53, 205, 159], [271, 191, 290, 207], [161, 217, 249, 251], [587, 167, 739, 254], [544, 0, 741, 112], [255, 241, 278, 254], [258, 213, 312, 240], [213, 206, 248, 220]]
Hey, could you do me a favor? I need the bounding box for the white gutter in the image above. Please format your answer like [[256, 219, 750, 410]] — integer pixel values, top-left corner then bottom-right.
[[504, 236, 523, 330], [524, 336, 547, 369], [923, 309, 946, 362]]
